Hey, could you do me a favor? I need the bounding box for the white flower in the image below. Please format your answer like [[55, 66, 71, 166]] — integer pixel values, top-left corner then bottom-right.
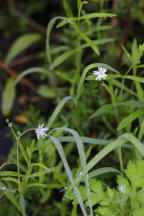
[[119, 184, 126, 193], [35, 123, 49, 140], [0, 186, 6, 191], [93, 67, 107, 81]]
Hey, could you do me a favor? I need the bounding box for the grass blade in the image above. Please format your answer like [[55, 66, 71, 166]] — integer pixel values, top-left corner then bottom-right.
[[14, 67, 50, 86], [49, 135, 88, 216], [89, 167, 121, 178], [46, 16, 73, 64], [65, 133, 144, 196], [49, 49, 77, 71], [47, 96, 76, 128], [52, 127, 93, 215], [90, 104, 113, 119], [117, 110, 144, 131]]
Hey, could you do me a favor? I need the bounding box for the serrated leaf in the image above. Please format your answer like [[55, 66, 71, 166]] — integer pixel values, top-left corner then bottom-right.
[[125, 159, 144, 188], [5, 33, 41, 64], [1, 78, 16, 116]]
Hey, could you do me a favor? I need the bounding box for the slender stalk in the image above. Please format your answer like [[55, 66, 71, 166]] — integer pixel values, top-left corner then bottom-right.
[[17, 141, 21, 191]]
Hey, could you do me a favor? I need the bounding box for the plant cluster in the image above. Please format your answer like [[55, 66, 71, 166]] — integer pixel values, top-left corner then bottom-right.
[[0, 0, 144, 216]]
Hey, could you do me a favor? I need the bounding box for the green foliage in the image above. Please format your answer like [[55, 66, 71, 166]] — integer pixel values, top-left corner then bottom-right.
[[1, 0, 144, 215], [66, 159, 144, 216], [5, 33, 42, 64], [1, 78, 16, 116]]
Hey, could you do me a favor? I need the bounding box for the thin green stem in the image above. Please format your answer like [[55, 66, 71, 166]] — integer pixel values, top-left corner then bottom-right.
[[17, 141, 21, 191], [18, 128, 35, 139]]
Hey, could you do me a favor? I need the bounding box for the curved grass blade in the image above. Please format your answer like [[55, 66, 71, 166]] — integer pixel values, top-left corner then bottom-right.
[[117, 110, 144, 131], [125, 75, 144, 83], [49, 49, 77, 71], [58, 136, 109, 145], [76, 63, 119, 100], [58, 136, 132, 148], [65, 133, 144, 196], [5, 33, 41, 64], [47, 96, 76, 128], [46, 16, 73, 64], [14, 67, 50, 86], [52, 127, 93, 215], [110, 79, 137, 97], [119, 100, 144, 108], [0, 171, 23, 177], [89, 167, 121, 178], [139, 120, 144, 141], [57, 13, 116, 28], [49, 135, 88, 216], [90, 104, 113, 119]]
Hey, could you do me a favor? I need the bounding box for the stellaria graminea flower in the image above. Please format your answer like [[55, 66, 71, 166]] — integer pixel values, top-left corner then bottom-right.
[[118, 184, 126, 193], [93, 67, 107, 81], [35, 123, 49, 140]]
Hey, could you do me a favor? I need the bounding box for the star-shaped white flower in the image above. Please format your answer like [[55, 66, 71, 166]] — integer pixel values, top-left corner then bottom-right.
[[118, 184, 126, 193], [93, 67, 107, 81], [35, 123, 49, 140]]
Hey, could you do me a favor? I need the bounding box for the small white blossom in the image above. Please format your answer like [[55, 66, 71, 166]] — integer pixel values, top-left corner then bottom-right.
[[119, 184, 126, 193], [0, 187, 16, 193], [93, 67, 107, 81], [35, 123, 49, 140], [0, 187, 7, 191]]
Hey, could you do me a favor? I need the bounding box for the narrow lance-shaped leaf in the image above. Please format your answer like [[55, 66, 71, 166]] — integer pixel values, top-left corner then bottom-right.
[[117, 110, 144, 131], [49, 49, 77, 71], [52, 127, 93, 215], [1, 78, 16, 117], [46, 16, 73, 64], [49, 135, 88, 216], [57, 13, 116, 28], [5, 33, 41, 64], [47, 96, 76, 128], [63, 0, 73, 17], [14, 67, 50, 86]]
